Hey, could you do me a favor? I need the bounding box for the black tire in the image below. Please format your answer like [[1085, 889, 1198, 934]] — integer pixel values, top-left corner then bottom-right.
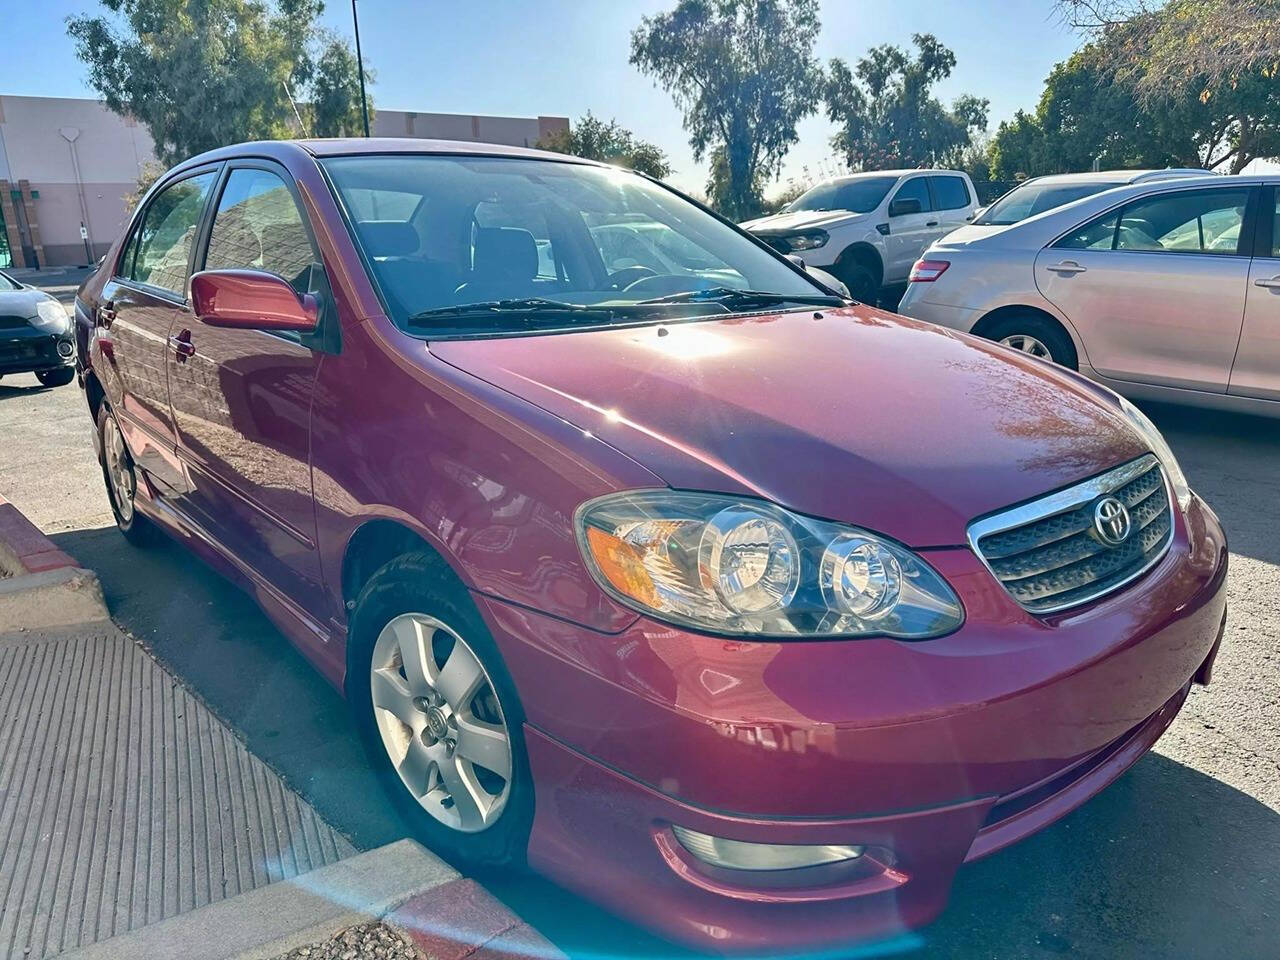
[[36, 367, 75, 387], [982, 312, 1079, 369], [347, 551, 533, 870], [833, 260, 879, 306], [97, 404, 158, 546]]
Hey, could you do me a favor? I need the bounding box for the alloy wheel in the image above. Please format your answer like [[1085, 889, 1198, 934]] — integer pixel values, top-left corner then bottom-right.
[[999, 333, 1052, 359], [370, 612, 513, 833], [104, 416, 136, 524]]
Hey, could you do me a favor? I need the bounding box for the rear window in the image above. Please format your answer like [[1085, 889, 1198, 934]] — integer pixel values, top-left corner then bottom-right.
[[930, 176, 970, 211], [977, 181, 1123, 226]]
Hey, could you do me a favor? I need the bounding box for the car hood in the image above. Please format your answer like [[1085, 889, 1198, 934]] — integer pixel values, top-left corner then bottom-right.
[[741, 209, 869, 233], [0, 288, 50, 319], [428, 307, 1147, 547]]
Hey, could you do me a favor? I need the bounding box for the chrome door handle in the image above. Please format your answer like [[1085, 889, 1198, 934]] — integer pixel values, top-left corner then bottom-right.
[[168, 332, 195, 362], [1254, 276, 1280, 289], [1048, 260, 1087, 275]]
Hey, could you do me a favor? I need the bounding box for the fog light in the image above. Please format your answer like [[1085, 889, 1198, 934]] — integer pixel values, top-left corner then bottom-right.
[[57, 340, 74, 358], [672, 825, 863, 871]]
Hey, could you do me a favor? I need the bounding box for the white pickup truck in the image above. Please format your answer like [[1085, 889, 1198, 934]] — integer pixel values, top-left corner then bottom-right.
[[741, 169, 979, 304]]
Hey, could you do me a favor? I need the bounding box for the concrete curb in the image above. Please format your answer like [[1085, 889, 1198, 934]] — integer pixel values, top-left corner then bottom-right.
[[57, 840, 457, 960], [0, 493, 109, 629], [388, 877, 564, 959]]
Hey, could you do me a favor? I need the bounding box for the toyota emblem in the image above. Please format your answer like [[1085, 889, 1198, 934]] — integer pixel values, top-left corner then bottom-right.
[[1092, 496, 1132, 546]]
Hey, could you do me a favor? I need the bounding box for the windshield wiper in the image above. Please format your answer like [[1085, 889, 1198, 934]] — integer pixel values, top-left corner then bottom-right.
[[405, 298, 616, 328], [637, 287, 846, 309]]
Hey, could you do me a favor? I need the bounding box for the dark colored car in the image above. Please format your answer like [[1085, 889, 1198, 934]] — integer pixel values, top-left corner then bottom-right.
[[75, 139, 1227, 954], [0, 270, 76, 386]]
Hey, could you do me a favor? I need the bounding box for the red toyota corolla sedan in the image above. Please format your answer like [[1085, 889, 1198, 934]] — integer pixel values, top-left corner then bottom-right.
[[75, 139, 1227, 954]]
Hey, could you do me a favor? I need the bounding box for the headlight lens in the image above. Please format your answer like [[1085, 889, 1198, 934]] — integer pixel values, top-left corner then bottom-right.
[[32, 299, 70, 334], [785, 231, 828, 251], [577, 490, 963, 638], [1117, 396, 1191, 511]]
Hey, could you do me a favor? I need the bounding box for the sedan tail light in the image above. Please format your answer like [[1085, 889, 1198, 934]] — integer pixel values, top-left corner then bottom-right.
[[909, 259, 950, 282]]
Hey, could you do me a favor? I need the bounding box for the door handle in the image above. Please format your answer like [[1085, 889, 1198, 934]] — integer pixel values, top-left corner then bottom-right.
[[1254, 276, 1280, 290], [98, 300, 116, 327], [926, 220, 939, 227], [1048, 260, 1088, 275], [169, 331, 196, 363]]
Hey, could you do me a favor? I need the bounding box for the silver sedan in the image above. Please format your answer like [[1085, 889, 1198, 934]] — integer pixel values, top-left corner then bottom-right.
[[898, 174, 1280, 416]]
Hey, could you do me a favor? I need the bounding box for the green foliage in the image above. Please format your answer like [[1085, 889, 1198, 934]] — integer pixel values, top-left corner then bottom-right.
[[68, 0, 372, 168], [309, 31, 374, 138], [824, 34, 989, 171], [537, 113, 672, 179], [988, 23, 1280, 179], [630, 0, 823, 220]]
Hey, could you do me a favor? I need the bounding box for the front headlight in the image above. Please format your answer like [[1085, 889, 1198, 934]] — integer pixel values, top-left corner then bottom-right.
[[576, 490, 963, 638], [785, 231, 828, 251], [1117, 396, 1191, 511], [31, 299, 70, 334]]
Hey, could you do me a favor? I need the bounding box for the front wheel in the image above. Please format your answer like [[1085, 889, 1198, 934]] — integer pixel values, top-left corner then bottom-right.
[[36, 367, 75, 387], [832, 261, 879, 306], [348, 551, 533, 868]]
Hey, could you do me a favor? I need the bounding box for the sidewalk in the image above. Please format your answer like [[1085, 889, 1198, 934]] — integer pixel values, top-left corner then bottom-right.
[[0, 496, 560, 960]]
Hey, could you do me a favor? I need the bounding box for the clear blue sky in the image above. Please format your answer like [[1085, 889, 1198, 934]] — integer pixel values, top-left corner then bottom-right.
[[1, 0, 1083, 194]]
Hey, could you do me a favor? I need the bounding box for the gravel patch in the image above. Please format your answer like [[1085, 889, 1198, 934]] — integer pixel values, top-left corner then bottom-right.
[[271, 922, 422, 960]]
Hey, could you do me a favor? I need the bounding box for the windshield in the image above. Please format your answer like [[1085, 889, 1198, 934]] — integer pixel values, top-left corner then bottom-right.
[[785, 176, 899, 214], [0, 272, 20, 291], [976, 180, 1123, 225], [323, 155, 833, 335]]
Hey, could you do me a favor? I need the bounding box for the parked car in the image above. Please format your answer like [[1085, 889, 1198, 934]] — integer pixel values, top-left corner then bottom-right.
[[77, 139, 1227, 954], [962, 168, 1210, 235], [899, 173, 1279, 415], [0, 269, 76, 386], [741, 169, 978, 303]]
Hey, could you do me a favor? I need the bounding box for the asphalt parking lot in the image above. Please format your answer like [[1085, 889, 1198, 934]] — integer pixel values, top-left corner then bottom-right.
[[1, 269, 1277, 958]]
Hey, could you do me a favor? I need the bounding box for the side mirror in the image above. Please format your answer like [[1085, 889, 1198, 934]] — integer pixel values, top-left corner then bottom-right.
[[786, 254, 808, 270], [888, 197, 923, 217], [190, 269, 319, 332]]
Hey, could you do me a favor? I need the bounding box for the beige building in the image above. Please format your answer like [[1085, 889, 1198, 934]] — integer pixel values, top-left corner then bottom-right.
[[0, 94, 568, 269]]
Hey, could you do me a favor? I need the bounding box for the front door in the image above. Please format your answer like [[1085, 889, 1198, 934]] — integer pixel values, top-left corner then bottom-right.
[[1035, 185, 1254, 393], [99, 169, 218, 494], [166, 163, 329, 618], [884, 176, 935, 283], [1231, 186, 1280, 402]]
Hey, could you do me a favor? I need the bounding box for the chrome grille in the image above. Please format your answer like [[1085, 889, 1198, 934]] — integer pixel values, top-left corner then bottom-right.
[[968, 455, 1174, 614]]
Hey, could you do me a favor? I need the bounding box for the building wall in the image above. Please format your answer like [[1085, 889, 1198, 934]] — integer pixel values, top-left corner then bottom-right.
[[0, 95, 569, 268]]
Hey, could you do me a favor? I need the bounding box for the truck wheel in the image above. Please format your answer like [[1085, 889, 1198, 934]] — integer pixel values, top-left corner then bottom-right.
[[834, 262, 879, 306]]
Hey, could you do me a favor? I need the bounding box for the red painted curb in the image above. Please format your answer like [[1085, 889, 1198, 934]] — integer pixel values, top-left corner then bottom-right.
[[0, 496, 78, 576], [387, 878, 563, 960]]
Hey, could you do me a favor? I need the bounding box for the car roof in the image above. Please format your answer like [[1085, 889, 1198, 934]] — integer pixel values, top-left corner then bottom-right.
[[1019, 169, 1209, 187]]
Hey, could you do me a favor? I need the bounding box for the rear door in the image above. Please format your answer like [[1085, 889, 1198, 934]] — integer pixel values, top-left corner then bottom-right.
[[928, 175, 974, 237], [1231, 185, 1280, 401], [97, 167, 219, 493], [1035, 185, 1254, 392], [165, 161, 331, 616], [883, 176, 935, 282]]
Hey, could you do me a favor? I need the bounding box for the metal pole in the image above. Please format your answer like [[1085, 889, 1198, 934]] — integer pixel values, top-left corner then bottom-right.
[[352, 0, 371, 137]]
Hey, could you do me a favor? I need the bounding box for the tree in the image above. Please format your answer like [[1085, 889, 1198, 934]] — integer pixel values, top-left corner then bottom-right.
[[630, 0, 823, 220], [987, 31, 1279, 178], [1057, 0, 1280, 103], [824, 35, 989, 171], [536, 113, 672, 179], [68, 0, 372, 168]]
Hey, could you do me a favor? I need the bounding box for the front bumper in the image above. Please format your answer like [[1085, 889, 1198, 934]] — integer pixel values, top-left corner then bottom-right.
[[480, 495, 1227, 953], [0, 325, 75, 375]]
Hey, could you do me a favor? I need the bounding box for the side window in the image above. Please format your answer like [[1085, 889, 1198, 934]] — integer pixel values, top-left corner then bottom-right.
[[1268, 189, 1280, 258], [930, 176, 970, 211], [1114, 188, 1251, 255], [892, 177, 932, 213], [131, 172, 217, 295], [1055, 212, 1120, 251], [205, 167, 317, 294]]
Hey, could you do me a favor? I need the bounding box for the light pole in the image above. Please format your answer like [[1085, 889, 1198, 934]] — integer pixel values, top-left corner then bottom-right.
[[351, 0, 371, 138]]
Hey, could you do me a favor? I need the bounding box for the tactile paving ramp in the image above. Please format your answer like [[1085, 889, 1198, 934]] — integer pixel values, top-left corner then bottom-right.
[[0, 628, 357, 959]]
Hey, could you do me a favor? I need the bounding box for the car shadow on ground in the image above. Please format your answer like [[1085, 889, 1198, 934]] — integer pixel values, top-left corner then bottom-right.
[[51, 524, 1280, 960]]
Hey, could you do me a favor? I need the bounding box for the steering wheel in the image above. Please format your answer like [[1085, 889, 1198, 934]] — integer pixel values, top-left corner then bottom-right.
[[609, 265, 658, 289], [621, 274, 719, 297]]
